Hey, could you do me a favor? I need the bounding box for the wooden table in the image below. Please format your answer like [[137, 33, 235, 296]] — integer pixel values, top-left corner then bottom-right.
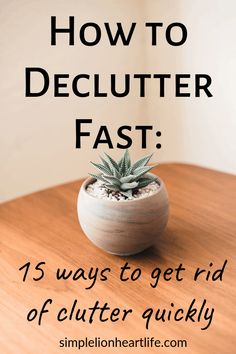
[[0, 164, 235, 354]]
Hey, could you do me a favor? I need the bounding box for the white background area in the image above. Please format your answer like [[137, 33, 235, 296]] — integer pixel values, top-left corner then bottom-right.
[[0, 0, 235, 202]]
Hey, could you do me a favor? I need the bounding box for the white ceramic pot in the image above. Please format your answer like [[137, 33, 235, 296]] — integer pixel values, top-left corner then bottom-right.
[[77, 175, 169, 256]]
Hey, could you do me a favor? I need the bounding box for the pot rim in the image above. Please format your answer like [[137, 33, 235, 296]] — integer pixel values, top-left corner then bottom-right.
[[80, 173, 165, 204]]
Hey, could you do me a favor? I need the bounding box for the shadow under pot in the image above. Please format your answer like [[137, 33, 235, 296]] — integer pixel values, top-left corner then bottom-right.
[[77, 175, 169, 256]]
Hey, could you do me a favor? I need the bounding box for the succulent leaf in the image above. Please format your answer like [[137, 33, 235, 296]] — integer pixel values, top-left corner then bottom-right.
[[119, 155, 126, 175], [125, 166, 133, 176], [90, 162, 110, 175], [138, 176, 157, 188], [104, 153, 120, 173], [120, 181, 139, 191], [131, 153, 153, 172], [118, 156, 124, 167], [120, 190, 133, 198], [124, 150, 131, 169], [120, 175, 135, 183], [103, 175, 121, 187], [113, 168, 122, 179], [105, 184, 120, 192], [133, 165, 155, 179], [89, 173, 106, 183], [138, 173, 157, 183], [99, 155, 112, 173]]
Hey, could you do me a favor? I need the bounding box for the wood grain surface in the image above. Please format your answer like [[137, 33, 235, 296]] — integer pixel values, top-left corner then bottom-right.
[[0, 164, 235, 354]]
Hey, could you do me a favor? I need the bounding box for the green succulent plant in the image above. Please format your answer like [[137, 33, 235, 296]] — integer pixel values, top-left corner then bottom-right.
[[89, 150, 157, 198]]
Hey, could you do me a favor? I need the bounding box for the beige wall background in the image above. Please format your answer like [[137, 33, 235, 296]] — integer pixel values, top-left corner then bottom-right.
[[0, 0, 235, 202], [146, 0, 236, 172]]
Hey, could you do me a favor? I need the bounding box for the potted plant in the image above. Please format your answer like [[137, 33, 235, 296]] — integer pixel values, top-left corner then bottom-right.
[[77, 150, 169, 256]]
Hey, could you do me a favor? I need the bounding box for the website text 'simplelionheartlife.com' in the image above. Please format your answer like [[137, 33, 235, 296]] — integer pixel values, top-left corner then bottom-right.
[[59, 337, 188, 350]]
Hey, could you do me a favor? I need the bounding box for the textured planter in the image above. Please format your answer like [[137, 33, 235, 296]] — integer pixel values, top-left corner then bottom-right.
[[77, 175, 169, 256]]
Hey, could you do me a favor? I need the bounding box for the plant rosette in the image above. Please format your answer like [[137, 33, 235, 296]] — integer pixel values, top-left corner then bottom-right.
[[77, 150, 169, 256]]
